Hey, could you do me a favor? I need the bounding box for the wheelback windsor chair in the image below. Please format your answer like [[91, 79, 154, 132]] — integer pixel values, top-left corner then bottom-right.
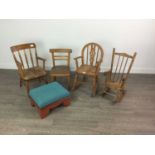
[[72, 42, 104, 96]]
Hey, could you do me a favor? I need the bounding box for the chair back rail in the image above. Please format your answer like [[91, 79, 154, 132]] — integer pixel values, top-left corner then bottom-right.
[[81, 42, 104, 66], [49, 49, 72, 68]]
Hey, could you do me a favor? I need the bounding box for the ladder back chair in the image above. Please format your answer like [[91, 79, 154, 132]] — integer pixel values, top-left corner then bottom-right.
[[49, 49, 72, 89], [103, 48, 137, 102], [10, 43, 47, 94], [72, 42, 104, 96]]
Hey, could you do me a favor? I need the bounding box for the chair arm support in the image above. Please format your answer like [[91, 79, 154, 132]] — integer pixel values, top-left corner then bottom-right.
[[37, 57, 46, 69], [74, 56, 82, 69]]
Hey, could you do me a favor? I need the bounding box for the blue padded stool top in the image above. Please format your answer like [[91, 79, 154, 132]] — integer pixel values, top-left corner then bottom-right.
[[29, 82, 70, 108]]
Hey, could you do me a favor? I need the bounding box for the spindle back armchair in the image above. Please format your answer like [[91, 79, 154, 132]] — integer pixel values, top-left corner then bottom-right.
[[72, 42, 104, 96], [10, 43, 47, 94], [103, 48, 137, 102]]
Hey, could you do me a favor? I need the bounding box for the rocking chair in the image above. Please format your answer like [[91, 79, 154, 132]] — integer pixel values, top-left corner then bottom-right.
[[103, 48, 137, 102]]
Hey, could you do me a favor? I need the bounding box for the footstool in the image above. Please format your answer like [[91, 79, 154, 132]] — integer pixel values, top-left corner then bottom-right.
[[29, 82, 71, 119]]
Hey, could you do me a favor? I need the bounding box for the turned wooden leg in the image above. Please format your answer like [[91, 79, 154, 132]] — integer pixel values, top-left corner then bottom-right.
[[26, 81, 30, 94], [72, 73, 78, 91], [92, 77, 97, 97], [20, 78, 23, 87]]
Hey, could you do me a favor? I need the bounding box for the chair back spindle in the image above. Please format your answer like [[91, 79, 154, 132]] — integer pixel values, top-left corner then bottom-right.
[[110, 48, 137, 83], [82, 42, 104, 67]]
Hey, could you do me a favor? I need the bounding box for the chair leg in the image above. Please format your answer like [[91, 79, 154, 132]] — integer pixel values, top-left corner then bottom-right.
[[20, 78, 23, 87], [92, 77, 97, 97], [102, 86, 110, 96], [83, 75, 86, 81], [26, 81, 30, 95], [72, 73, 78, 91], [115, 90, 124, 102]]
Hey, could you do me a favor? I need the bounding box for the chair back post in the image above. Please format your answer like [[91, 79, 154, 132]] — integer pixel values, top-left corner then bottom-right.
[[124, 52, 137, 81]]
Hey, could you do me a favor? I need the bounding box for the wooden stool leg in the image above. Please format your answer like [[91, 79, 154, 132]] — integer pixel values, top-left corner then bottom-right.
[[63, 99, 71, 106], [39, 108, 49, 119], [72, 73, 78, 91]]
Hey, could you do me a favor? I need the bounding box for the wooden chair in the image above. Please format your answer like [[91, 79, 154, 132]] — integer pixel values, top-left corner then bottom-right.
[[10, 43, 47, 94], [103, 48, 137, 102], [49, 49, 72, 89], [72, 42, 104, 96]]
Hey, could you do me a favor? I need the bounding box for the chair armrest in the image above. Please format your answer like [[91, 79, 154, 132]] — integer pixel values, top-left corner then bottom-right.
[[37, 57, 46, 61], [37, 57, 46, 69], [74, 56, 82, 69]]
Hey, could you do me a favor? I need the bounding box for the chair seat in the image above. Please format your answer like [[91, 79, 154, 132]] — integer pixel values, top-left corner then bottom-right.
[[29, 82, 70, 108], [50, 65, 70, 76], [23, 67, 46, 80], [76, 64, 96, 76], [106, 81, 123, 90]]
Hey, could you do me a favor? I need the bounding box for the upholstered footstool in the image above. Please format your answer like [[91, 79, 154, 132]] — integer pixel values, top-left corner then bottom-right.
[[29, 82, 71, 119]]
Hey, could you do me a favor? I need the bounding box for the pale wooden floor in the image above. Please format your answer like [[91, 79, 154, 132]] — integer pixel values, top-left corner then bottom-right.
[[0, 69, 155, 134]]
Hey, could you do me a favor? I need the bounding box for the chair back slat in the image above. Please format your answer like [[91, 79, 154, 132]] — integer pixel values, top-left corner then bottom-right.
[[10, 43, 38, 70], [23, 49, 29, 69], [111, 48, 137, 83], [18, 51, 25, 69], [82, 42, 104, 66], [29, 48, 35, 68], [120, 57, 128, 80], [112, 55, 120, 81], [49, 49, 72, 67]]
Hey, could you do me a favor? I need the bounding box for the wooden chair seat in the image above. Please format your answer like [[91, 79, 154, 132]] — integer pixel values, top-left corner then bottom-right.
[[23, 67, 46, 80], [106, 81, 123, 90], [50, 65, 70, 76], [76, 65, 96, 76]]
